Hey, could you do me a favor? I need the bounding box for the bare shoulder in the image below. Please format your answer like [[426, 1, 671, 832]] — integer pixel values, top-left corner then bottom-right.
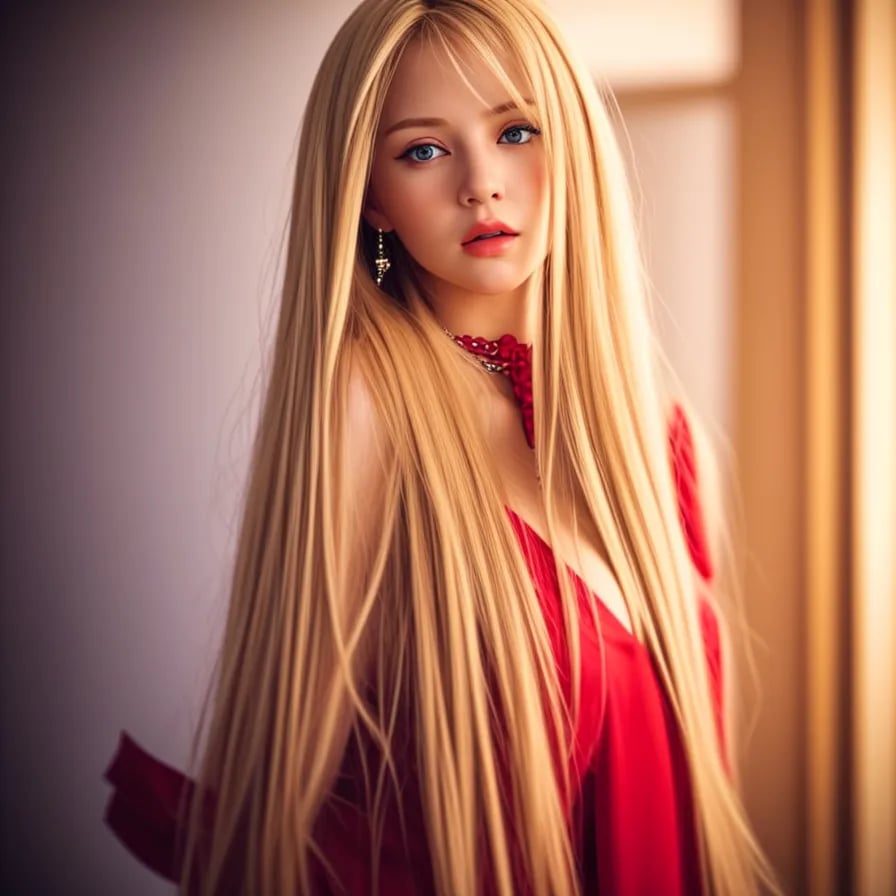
[[341, 344, 391, 484], [336, 345, 394, 573]]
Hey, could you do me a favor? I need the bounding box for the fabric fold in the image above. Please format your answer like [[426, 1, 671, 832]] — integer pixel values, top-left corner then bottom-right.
[[102, 731, 197, 883]]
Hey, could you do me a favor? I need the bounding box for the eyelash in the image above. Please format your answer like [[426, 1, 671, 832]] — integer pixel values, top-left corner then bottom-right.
[[399, 123, 542, 164]]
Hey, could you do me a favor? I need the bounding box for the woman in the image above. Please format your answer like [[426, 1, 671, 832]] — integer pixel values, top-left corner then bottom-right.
[[103, 1, 783, 893]]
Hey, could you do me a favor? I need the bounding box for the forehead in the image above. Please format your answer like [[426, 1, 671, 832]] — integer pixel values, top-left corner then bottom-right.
[[379, 35, 530, 126]]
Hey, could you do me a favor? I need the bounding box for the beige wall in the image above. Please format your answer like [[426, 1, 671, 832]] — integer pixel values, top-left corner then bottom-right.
[[550, 0, 739, 87], [620, 98, 736, 437]]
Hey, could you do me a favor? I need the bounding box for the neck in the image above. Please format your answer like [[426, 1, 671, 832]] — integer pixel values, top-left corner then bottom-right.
[[443, 328, 535, 450], [420, 275, 536, 344]]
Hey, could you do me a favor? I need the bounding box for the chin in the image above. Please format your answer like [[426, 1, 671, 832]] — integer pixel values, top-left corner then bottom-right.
[[451, 269, 530, 296], [476, 280, 529, 297]]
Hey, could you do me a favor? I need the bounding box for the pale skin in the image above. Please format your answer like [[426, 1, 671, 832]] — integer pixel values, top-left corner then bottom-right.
[[362, 38, 634, 637]]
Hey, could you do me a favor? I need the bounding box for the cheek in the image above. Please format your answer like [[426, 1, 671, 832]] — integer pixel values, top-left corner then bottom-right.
[[529, 158, 549, 201], [382, 175, 445, 239], [530, 167, 551, 236]]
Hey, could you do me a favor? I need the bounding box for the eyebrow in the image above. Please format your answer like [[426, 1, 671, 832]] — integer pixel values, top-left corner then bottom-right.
[[383, 98, 535, 137]]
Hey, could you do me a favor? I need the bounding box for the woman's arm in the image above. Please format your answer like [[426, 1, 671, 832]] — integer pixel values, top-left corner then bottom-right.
[[316, 350, 393, 792]]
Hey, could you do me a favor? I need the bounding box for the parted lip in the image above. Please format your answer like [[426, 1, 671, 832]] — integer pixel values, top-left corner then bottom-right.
[[461, 219, 519, 245]]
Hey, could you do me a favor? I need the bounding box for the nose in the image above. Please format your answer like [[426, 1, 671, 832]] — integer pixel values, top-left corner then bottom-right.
[[458, 154, 504, 205]]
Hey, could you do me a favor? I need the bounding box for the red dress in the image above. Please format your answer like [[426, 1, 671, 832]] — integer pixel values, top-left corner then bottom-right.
[[103, 401, 725, 894]]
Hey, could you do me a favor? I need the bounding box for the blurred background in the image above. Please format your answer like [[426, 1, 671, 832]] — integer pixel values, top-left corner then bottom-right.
[[1, 1, 893, 894]]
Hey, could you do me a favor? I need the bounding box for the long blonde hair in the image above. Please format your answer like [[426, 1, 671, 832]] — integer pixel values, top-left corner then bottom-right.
[[177, 1, 782, 893]]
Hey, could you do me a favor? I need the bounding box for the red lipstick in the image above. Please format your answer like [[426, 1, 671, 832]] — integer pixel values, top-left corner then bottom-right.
[[460, 219, 519, 246]]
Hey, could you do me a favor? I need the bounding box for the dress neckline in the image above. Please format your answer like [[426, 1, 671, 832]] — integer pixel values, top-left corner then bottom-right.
[[446, 329, 639, 645], [504, 506, 641, 646]]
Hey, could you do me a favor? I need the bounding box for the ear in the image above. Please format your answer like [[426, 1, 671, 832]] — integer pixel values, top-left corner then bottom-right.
[[362, 207, 394, 233], [362, 191, 394, 233]]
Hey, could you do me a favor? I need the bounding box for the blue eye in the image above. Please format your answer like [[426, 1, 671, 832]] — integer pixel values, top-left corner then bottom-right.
[[399, 123, 542, 164], [403, 143, 447, 163], [499, 124, 541, 145]]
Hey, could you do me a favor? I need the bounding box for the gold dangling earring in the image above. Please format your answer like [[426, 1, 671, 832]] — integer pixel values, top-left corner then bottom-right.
[[375, 228, 391, 286]]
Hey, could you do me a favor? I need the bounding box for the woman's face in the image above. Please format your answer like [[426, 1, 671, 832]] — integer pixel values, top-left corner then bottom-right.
[[363, 38, 550, 310]]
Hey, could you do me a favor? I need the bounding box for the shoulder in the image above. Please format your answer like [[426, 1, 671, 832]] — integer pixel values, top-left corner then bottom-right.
[[336, 344, 393, 544], [343, 344, 379, 430], [340, 343, 390, 468]]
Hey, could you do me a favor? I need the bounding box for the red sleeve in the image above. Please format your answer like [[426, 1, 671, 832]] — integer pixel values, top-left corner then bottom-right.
[[102, 730, 202, 883], [697, 599, 730, 776], [103, 731, 398, 893], [667, 404, 729, 775], [667, 402, 714, 583]]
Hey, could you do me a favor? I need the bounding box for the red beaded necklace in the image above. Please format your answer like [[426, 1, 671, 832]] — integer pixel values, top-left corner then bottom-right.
[[442, 327, 535, 450]]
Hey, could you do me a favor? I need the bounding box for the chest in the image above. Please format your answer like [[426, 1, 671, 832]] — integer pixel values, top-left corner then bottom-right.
[[482, 389, 635, 638]]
